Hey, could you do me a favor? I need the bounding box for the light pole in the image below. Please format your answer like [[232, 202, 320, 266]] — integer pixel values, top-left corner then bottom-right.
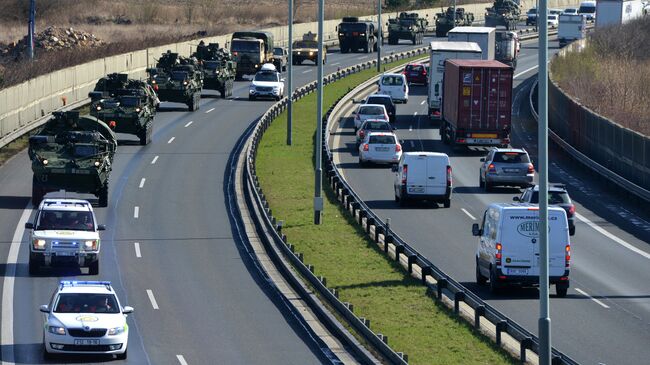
[[314, 0, 324, 225], [537, 0, 551, 364], [287, 0, 294, 145], [28, 0, 36, 60], [377, 0, 382, 72], [453, 0, 457, 25]]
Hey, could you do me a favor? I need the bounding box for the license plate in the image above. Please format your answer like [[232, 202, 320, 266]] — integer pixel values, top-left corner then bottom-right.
[[508, 268, 529, 275], [352, 32, 359, 36], [74, 339, 99, 345], [56, 251, 75, 257], [410, 72, 419, 76], [409, 187, 425, 193], [470, 139, 496, 144], [375, 147, 389, 151], [504, 168, 519, 173], [472, 133, 498, 138]]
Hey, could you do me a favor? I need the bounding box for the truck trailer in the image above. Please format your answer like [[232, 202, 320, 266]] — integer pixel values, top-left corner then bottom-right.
[[447, 27, 496, 60], [558, 14, 587, 47], [596, 0, 644, 27]]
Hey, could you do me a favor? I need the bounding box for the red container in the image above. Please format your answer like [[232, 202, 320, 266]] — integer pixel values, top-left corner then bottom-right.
[[442, 59, 513, 146]]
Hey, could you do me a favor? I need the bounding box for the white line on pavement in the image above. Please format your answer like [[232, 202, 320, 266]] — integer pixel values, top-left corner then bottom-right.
[[184, 121, 193, 127], [461, 208, 476, 220], [146, 290, 159, 309], [409, 125, 413, 131], [331, 62, 340, 66], [139, 178, 146, 188], [420, 100, 426, 105], [357, 56, 368, 60], [575, 288, 610, 309], [576, 212, 650, 260], [205, 108, 215, 113], [134, 206, 139, 219], [302, 69, 313, 74], [176, 355, 188, 365], [151, 155, 159, 164], [514, 65, 538, 79], [167, 137, 175, 144], [413, 112, 418, 116], [134, 242, 142, 258]]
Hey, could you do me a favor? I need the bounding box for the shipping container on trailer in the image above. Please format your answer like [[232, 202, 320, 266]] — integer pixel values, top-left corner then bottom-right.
[[447, 27, 496, 61]]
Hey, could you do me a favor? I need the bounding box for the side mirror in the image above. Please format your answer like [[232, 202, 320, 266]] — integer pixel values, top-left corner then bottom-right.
[[479, 158, 485, 162], [391, 165, 398, 173], [39, 305, 49, 313], [512, 196, 520, 202], [471, 223, 481, 237], [25, 222, 34, 229], [97, 224, 106, 231], [122, 306, 134, 314], [281, 78, 286, 82]]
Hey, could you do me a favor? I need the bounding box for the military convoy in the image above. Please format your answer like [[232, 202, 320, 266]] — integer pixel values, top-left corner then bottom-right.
[[292, 32, 326, 65], [146, 51, 203, 111], [337, 17, 378, 53], [485, 0, 522, 30], [193, 42, 236, 98], [387, 12, 428, 45], [435, 7, 476, 37], [230, 31, 275, 79], [28, 111, 117, 207]]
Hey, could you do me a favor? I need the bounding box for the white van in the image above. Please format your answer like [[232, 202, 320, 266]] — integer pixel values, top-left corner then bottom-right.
[[378, 73, 409, 104], [472, 203, 571, 297], [392, 152, 452, 207]]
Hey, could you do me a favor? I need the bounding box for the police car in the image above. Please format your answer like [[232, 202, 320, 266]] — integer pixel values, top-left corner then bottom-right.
[[40, 281, 133, 359], [249, 63, 285, 101]]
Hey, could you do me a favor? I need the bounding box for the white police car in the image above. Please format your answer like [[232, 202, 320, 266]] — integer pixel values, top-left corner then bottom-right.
[[249, 63, 285, 101], [40, 281, 133, 359]]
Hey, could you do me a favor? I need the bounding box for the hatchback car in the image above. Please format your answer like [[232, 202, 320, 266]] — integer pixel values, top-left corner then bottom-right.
[[356, 119, 394, 146], [378, 73, 409, 104], [353, 104, 389, 130], [403, 63, 428, 85], [249, 63, 285, 101], [363, 94, 396, 123], [479, 148, 534, 190], [514, 184, 576, 235], [548, 14, 559, 27], [358, 132, 402, 166]]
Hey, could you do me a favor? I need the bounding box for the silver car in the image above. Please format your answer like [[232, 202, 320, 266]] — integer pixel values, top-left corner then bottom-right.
[[356, 119, 394, 146], [353, 104, 389, 130], [479, 148, 534, 190], [358, 132, 402, 166]]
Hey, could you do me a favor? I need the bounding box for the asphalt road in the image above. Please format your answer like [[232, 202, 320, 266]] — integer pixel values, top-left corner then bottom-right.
[[330, 36, 650, 365], [0, 41, 423, 365]]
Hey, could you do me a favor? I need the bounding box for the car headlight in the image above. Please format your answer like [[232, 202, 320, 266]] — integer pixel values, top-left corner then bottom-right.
[[309, 51, 314, 56], [183, 81, 188, 86], [84, 240, 98, 250], [42, 159, 48, 165], [94, 161, 101, 167], [151, 79, 156, 84], [33, 239, 46, 250], [135, 107, 141, 113], [107, 326, 125, 336], [96, 106, 102, 111], [48, 325, 66, 335]]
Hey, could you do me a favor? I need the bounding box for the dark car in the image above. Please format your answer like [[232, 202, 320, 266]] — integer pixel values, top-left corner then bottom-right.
[[514, 184, 576, 236], [356, 119, 395, 146], [363, 94, 396, 123], [403, 63, 428, 85]]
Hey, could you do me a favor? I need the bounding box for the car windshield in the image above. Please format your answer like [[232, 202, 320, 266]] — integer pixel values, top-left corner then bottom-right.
[[363, 121, 391, 131], [528, 8, 537, 14], [368, 135, 396, 144], [578, 5, 595, 13], [73, 144, 99, 158], [564, 8, 577, 13], [339, 23, 367, 32], [170, 71, 188, 81], [254, 72, 278, 82], [381, 75, 404, 86], [366, 97, 392, 106], [548, 15, 558, 20], [231, 40, 261, 53], [405, 65, 424, 72], [530, 191, 571, 204], [293, 41, 317, 48], [359, 106, 384, 115], [36, 210, 95, 231], [273, 48, 284, 56], [54, 293, 120, 314], [493, 152, 530, 163]]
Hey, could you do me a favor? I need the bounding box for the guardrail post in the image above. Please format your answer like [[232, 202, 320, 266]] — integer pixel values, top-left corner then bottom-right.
[[384, 235, 393, 253], [394, 243, 404, 261], [454, 291, 465, 315], [421, 266, 432, 285], [407, 254, 417, 274], [358, 209, 366, 225], [551, 355, 563, 365], [366, 217, 375, 233], [474, 305, 485, 329], [495, 320, 507, 346], [436, 278, 447, 300], [374, 226, 384, 243], [520, 337, 533, 363]]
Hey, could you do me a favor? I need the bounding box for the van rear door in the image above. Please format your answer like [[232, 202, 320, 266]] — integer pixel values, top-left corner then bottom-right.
[[425, 156, 448, 195], [548, 208, 569, 276], [405, 155, 428, 195], [500, 209, 540, 276]]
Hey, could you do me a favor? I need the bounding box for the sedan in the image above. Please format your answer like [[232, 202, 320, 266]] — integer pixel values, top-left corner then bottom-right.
[[358, 132, 402, 166], [353, 104, 389, 130], [479, 148, 534, 190], [356, 119, 394, 146]]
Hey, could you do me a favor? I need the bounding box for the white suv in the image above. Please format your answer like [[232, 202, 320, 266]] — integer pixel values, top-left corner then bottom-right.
[[40, 281, 133, 359], [25, 199, 105, 275], [249, 63, 285, 101]]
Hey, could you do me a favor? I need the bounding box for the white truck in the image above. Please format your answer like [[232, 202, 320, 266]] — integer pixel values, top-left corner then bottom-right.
[[447, 27, 496, 60], [427, 41, 483, 119], [596, 0, 644, 27], [558, 14, 587, 47]]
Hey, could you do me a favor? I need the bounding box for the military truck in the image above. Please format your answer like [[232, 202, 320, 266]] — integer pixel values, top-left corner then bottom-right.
[[485, 0, 521, 30], [89, 73, 156, 145], [292, 32, 327, 65], [495, 30, 520, 68], [28, 111, 117, 207], [146, 51, 203, 111], [337, 17, 378, 53], [435, 7, 475, 37], [387, 12, 428, 45], [230, 31, 274, 79], [193, 42, 236, 98]]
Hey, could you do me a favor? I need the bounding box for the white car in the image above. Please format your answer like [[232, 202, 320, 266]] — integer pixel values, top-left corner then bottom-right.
[[358, 132, 402, 166], [378, 73, 409, 104], [547, 14, 559, 27], [353, 104, 389, 130], [25, 199, 106, 275], [249, 63, 285, 101], [40, 281, 133, 359]]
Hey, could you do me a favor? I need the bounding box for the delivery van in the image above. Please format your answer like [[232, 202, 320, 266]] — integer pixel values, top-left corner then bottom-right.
[[392, 152, 452, 207], [472, 203, 571, 297]]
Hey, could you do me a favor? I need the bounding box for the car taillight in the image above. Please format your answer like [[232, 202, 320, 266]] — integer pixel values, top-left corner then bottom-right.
[[359, 130, 365, 138], [395, 144, 401, 152], [568, 204, 575, 216], [446, 166, 452, 186], [402, 164, 408, 185], [153, 85, 159, 91], [495, 243, 502, 265], [528, 164, 535, 174], [565, 244, 571, 267], [488, 163, 496, 173], [363, 144, 369, 151]]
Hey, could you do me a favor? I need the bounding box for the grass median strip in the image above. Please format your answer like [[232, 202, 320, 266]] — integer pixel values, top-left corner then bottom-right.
[[256, 58, 516, 364]]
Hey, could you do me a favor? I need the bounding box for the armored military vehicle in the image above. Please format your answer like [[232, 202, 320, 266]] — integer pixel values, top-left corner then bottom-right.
[[146, 51, 203, 111], [193, 42, 236, 98], [435, 7, 475, 37], [337, 17, 378, 53], [292, 32, 327, 65], [485, 0, 521, 30], [28, 111, 117, 207], [89, 73, 156, 145], [387, 12, 428, 45], [230, 31, 274, 80]]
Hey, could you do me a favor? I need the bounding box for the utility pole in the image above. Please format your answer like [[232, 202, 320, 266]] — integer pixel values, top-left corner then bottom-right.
[[453, 0, 457, 25], [287, 0, 294, 145], [538, 0, 551, 364], [314, 0, 324, 225], [377, 0, 382, 72], [29, 0, 36, 60]]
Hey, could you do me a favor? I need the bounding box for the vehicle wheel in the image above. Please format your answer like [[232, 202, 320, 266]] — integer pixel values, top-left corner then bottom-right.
[[98, 180, 109, 207], [116, 348, 127, 360], [479, 176, 484, 188], [399, 195, 408, 207], [235, 73, 243, 81], [29, 255, 39, 275], [412, 36, 416, 45], [275, 96, 281, 101], [88, 260, 99, 275], [569, 225, 576, 236], [489, 269, 502, 294], [358, 157, 366, 167], [476, 260, 487, 286], [556, 284, 568, 298], [43, 345, 55, 360], [249, 95, 256, 101], [484, 181, 492, 192], [443, 198, 451, 208], [188, 99, 195, 111], [32, 176, 44, 207], [394, 193, 400, 202]]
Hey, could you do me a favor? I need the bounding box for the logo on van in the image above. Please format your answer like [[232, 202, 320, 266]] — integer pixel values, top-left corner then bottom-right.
[[517, 221, 539, 237]]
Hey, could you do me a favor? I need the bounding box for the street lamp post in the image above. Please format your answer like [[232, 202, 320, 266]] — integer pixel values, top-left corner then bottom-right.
[[377, 0, 382, 72], [287, 0, 294, 145], [29, 0, 36, 60], [314, 0, 324, 224]]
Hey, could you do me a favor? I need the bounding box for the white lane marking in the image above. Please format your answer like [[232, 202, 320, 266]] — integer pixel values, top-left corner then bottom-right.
[[146, 290, 159, 310], [409, 125, 413, 131], [420, 100, 426, 105], [151, 155, 159, 164], [2, 203, 32, 364], [134, 206, 139, 219], [184, 121, 193, 127], [575, 288, 610, 309], [176, 355, 189, 365], [167, 137, 175, 144], [357, 56, 368, 60], [302, 69, 313, 74], [413, 112, 418, 116], [139, 178, 146, 188], [205, 108, 215, 113], [461, 208, 476, 220], [514, 65, 538, 78], [575, 212, 650, 260], [134, 242, 142, 258], [331, 62, 341, 66]]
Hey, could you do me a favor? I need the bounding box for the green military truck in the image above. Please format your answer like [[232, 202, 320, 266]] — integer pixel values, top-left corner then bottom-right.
[[230, 31, 274, 80], [193, 42, 236, 98], [89, 73, 157, 145], [146, 52, 203, 111], [435, 7, 475, 37], [485, 0, 521, 30], [387, 12, 428, 45], [337, 17, 378, 53], [28, 111, 117, 207]]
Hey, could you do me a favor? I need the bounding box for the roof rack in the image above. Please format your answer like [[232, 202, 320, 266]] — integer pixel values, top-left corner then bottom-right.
[[59, 281, 112, 290]]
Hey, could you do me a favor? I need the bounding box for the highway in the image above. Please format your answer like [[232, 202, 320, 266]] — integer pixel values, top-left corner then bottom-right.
[[329, 36, 650, 365], [0, 42, 421, 364]]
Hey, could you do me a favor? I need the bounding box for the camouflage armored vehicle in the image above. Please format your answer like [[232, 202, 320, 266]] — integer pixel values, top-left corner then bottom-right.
[[485, 0, 521, 30], [387, 12, 428, 45], [292, 32, 327, 65], [435, 7, 475, 37], [89, 73, 156, 145], [28, 111, 117, 207], [337, 17, 378, 53], [146, 51, 203, 111], [193, 42, 236, 98]]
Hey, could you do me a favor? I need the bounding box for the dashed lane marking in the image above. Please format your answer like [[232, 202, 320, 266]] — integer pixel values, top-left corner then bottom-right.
[[167, 137, 175, 144], [134, 206, 139, 219], [151, 155, 159, 164], [420, 100, 426, 105], [461, 208, 476, 220], [302, 69, 313, 74], [134, 242, 141, 258], [575, 288, 610, 309], [184, 121, 193, 127], [205, 108, 215, 113], [139, 178, 145, 188], [176, 355, 188, 365], [146, 290, 159, 310]]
